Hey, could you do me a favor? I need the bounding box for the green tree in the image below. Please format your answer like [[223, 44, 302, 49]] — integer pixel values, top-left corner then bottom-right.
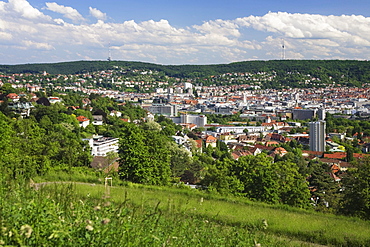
[[118, 122, 171, 185], [307, 161, 341, 212], [341, 157, 370, 219]]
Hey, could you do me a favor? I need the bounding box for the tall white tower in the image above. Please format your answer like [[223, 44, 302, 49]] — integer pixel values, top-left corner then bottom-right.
[[107, 42, 112, 61], [282, 39, 286, 60], [309, 121, 326, 152]]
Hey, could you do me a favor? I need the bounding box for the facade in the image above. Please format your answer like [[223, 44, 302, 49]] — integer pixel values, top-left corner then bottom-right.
[[92, 115, 103, 125], [309, 121, 326, 152], [317, 108, 326, 121], [146, 104, 178, 117], [180, 114, 207, 127], [293, 109, 316, 120], [216, 126, 265, 134], [8, 102, 34, 117], [87, 136, 119, 157]]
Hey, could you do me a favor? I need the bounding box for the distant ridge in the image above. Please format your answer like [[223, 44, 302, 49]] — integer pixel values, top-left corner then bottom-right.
[[0, 60, 369, 81]]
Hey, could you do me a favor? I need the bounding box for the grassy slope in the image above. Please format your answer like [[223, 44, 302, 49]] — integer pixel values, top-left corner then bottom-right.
[[72, 182, 370, 246], [4, 180, 369, 246]]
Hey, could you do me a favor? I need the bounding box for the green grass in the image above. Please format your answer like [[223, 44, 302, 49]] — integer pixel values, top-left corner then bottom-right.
[[2, 181, 370, 246], [78, 182, 370, 246]]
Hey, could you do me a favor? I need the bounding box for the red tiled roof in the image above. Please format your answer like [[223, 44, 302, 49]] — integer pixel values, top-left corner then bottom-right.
[[76, 116, 90, 122], [195, 139, 203, 149]]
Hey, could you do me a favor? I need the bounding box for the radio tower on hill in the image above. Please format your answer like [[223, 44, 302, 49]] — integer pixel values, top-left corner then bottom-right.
[[107, 42, 112, 61], [281, 39, 286, 60]]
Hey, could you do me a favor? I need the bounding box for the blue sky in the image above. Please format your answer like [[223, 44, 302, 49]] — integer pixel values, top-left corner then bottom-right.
[[1, 0, 370, 65]]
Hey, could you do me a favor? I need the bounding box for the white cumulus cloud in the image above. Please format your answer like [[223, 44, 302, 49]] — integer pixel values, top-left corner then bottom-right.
[[89, 7, 107, 21], [0, 1, 370, 64], [45, 2, 85, 22]]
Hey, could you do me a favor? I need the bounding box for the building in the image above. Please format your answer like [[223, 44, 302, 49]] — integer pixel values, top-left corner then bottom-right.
[[309, 121, 326, 152], [180, 114, 207, 127], [216, 126, 265, 134], [8, 101, 34, 117], [317, 108, 326, 121], [76, 115, 90, 128], [92, 115, 103, 125], [145, 104, 178, 117], [293, 109, 316, 120], [86, 136, 119, 157]]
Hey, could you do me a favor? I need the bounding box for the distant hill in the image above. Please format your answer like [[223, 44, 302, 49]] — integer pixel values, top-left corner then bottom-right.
[[1, 60, 370, 82]]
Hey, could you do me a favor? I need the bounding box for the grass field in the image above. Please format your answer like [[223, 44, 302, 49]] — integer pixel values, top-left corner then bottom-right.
[[1, 181, 370, 246]]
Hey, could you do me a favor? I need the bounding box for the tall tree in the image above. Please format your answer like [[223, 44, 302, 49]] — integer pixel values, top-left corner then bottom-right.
[[341, 157, 370, 219], [118, 122, 171, 185]]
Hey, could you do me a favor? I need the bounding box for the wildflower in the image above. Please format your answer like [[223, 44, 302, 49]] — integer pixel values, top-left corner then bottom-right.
[[101, 218, 110, 225], [262, 219, 268, 230], [20, 225, 33, 238], [94, 205, 101, 211], [85, 220, 93, 225], [254, 240, 261, 247], [85, 225, 94, 231]]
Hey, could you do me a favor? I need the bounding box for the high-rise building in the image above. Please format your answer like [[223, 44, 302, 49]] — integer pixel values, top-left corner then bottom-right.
[[309, 121, 326, 152], [317, 108, 326, 121]]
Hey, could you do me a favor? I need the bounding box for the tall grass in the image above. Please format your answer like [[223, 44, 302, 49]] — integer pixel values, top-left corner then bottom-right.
[[0, 181, 288, 246], [76, 183, 370, 246], [2, 181, 370, 246]]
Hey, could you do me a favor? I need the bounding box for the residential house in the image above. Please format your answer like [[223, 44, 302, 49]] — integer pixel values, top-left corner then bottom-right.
[[273, 147, 288, 156], [8, 101, 34, 117], [77, 115, 90, 128], [205, 135, 217, 148], [7, 93, 19, 102], [48, 97, 62, 104], [231, 150, 252, 160], [92, 115, 103, 125]]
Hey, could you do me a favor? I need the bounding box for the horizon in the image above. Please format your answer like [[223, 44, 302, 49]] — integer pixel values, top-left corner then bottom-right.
[[2, 58, 369, 68], [1, 0, 370, 65]]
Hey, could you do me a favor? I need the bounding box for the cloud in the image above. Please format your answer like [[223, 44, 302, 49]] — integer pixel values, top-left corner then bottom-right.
[[7, 0, 46, 19], [45, 2, 84, 22], [0, 1, 370, 64], [89, 7, 107, 21]]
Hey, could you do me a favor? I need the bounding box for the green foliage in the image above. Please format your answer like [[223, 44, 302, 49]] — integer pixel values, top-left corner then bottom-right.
[[118, 122, 171, 185], [201, 153, 311, 208], [3, 181, 370, 247], [307, 160, 342, 212], [341, 157, 370, 220]]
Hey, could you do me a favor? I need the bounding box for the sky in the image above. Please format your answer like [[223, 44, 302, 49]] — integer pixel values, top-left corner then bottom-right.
[[1, 0, 370, 65]]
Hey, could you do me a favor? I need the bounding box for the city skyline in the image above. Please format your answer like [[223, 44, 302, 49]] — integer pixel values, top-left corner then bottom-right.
[[1, 0, 370, 65]]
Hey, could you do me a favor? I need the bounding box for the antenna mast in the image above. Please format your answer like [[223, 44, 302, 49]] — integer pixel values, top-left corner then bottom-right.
[[282, 39, 285, 60], [107, 42, 112, 61]]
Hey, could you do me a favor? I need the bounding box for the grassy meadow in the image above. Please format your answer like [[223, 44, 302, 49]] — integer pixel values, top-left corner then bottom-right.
[[1, 180, 370, 246]]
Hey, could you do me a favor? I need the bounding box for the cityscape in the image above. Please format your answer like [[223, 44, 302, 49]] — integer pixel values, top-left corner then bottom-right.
[[1, 0, 370, 245]]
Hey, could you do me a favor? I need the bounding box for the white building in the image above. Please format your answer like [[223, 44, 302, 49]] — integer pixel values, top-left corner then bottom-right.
[[180, 114, 207, 127], [216, 126, 265, 134], [309, 121, 326, 152], [87, 136, 119, 157]]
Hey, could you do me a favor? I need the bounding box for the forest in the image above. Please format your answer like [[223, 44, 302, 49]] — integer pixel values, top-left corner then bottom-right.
[[1, 60, 370, 88]]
